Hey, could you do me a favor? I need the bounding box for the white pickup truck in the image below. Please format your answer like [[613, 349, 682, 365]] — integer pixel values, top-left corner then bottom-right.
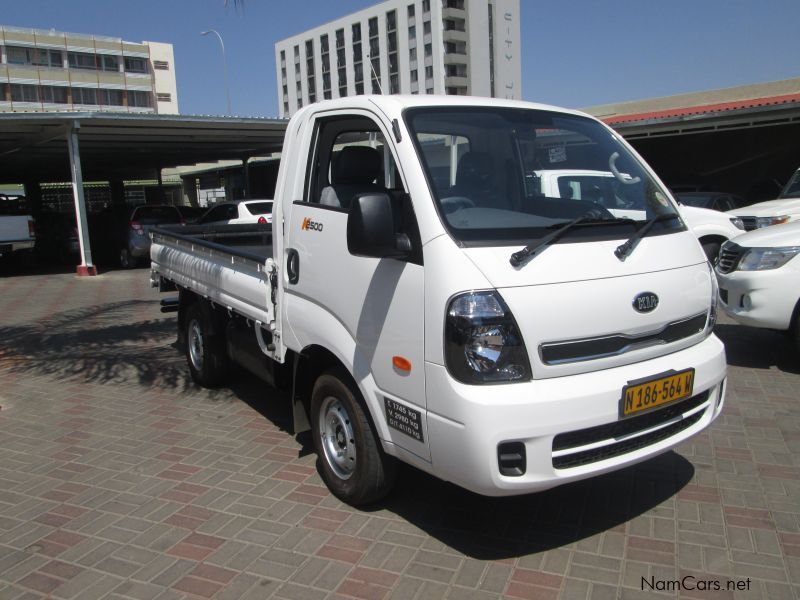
[[151, 96, 727, 505], [0, 194, 35, 263]]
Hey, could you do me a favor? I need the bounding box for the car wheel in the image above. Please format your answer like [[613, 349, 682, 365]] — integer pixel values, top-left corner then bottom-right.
[[701, 240, 722, 265], [120, 248, 134, 269], [184, 302, 229, 387], [311, 370, 396, 505]]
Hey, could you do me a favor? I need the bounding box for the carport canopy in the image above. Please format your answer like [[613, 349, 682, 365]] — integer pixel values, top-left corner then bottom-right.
[[0, 112, 288, 275]]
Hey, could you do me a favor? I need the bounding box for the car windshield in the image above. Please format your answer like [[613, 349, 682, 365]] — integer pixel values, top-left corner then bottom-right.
[[246, 201, 273, 215], [780, 169, 800, 199], [405, 107, 680, 244]]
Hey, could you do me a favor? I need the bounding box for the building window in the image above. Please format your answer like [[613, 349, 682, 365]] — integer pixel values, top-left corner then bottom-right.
[[422, 0, 430, 12], [352, 23, 364, 95], [423, 21, 431, 35], [426, 86, 433, 94], [368, 17, 381, 94], [410, 70, 417, 83], [424, 43, 432, 57], [128, 90, 152, 107], [320, 33, 331, 99], [335, 28, 346, 96], [152, 60, 169, 70], [408, 25, 416, 39], [72, 87, 98, 105], [306, 39, 316, 103], [156, 92, 172, 102], [7, 46, 62, 68], [100, 89, 125, 105], [368, 16, 379, 37], [488, 3, 495, 97], [410, 47, 417, 61], [408, 4, 415, 17], [10, 84, 39, 103], [126, 57, 148, 73], [40, 86, 68, 104], [68, 52, 98, 70], [100, 54, 119, 72], [425, 65, 433, 79]]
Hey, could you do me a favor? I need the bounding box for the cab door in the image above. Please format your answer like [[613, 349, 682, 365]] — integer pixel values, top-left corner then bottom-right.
[[283, 111, 429, 461]]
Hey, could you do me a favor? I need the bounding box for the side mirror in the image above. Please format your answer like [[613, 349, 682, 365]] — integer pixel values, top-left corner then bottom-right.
[[347, 193, 410, 258]]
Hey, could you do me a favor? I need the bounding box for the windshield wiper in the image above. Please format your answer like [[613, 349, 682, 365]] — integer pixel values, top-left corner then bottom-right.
[[614, 213, 678, 261], [509, 216, 634, 267]]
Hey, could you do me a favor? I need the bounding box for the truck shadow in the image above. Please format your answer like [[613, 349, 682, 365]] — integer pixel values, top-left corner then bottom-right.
[[378, 450, 694, 560], [0, 300, 193, 389], [714, 323, 800, 374]]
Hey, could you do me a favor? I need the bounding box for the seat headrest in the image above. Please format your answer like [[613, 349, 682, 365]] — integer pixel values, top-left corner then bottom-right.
[[456, 152, 493, 187], [332, 146, 382, 185]]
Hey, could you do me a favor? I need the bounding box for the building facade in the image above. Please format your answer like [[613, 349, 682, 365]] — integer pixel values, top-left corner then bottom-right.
[[274, 0, 520, 118], [0, 26, 179, 114]]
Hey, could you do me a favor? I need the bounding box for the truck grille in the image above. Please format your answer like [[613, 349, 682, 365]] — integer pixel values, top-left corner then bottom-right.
[[539, 313, 707, 365], [716, 242, 744, 274], [552, 390, 710, 469]]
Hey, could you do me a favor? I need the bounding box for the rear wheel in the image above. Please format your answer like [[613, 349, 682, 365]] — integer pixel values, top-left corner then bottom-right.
[[120, 248, 134, 269], [311, 370, 395, 505], [184, 302, 229, 387]]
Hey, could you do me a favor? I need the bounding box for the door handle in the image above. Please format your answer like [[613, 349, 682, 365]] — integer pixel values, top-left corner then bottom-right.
[[286, 248, 299, 284]]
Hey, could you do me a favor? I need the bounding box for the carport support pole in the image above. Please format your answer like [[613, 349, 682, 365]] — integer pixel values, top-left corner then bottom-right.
[[242, 157, 250, 198], [67, 122, 96, 276]]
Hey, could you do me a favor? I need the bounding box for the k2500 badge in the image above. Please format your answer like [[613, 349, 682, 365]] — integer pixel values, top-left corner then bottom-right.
[[301, 217, 323, 232]]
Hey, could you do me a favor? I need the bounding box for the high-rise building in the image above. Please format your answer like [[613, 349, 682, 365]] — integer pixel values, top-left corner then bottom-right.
[[0, 26, 179, 114], [274, 0, 520, 118]]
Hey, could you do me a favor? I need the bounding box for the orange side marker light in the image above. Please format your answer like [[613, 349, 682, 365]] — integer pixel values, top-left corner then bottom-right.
[[392, 356, 412, 373]]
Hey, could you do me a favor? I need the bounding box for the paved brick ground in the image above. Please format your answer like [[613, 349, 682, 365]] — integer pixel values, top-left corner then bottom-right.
[[0, 266, 798, 599]]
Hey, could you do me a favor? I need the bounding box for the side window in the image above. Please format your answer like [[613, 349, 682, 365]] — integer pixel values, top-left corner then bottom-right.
[[305, 116, 406, 209], [303, 115, 423, 265], [202, 204, 231, 223], [715, 197, 734, 211]]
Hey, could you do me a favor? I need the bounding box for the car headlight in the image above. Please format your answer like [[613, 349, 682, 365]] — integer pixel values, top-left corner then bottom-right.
[[738, 247, 800, 270], [445, 291, 531, 384], [707, 262, 718, 334], [729, 217, 745, 230], [754, 215, 790, 228]]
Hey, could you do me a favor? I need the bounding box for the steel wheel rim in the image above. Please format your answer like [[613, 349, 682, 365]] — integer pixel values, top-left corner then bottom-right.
[[319, 395, 356, 480], [188, 319, 204, 371]]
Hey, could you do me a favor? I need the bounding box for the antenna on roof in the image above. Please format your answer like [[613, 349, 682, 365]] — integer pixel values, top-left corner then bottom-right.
[[366, 53, 383, 94]]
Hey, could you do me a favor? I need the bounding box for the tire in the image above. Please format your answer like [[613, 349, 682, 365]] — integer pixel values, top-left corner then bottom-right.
[[701, 240, 722, 265], [120, 247, 134, 269], [184, 302, 229, 387], [311, 370, 396, 505]]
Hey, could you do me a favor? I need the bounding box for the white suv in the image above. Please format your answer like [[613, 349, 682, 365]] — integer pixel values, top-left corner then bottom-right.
[[715, 222, 800, 341]]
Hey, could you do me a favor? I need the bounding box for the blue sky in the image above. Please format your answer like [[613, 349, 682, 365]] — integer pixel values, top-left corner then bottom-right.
[[4, 0, 799, 117]]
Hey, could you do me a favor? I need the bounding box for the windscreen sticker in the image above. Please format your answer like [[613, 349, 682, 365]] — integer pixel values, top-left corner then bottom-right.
[[548, 145, 567, 163], [384, 397, 424, 442]]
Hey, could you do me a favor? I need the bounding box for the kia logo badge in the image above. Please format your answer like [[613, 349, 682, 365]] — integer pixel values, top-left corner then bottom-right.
[[633, 292, 659, 313]]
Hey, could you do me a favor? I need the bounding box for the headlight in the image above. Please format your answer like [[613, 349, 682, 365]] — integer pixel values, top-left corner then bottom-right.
[[755, 215, 790, 228], [729, 217, 745, 230], [445, 291, 531, 384], [738, 247, 800, 270], [707, 262, 718, 334]]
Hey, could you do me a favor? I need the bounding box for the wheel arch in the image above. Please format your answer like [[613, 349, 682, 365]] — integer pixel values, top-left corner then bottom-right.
[[291, 344, 351, 434]]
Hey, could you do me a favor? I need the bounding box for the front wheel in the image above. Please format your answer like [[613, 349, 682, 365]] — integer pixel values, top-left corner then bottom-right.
[[311, 370, 395, 505]]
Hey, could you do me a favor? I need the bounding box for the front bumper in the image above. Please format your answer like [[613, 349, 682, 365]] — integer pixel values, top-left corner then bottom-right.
[[424, 334, 726, 496], [717, 269, 798, 330]]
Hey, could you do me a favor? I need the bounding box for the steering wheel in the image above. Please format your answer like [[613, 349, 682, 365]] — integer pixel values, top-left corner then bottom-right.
[[583, 204, 615, 220], [440, 196, 476, 214]]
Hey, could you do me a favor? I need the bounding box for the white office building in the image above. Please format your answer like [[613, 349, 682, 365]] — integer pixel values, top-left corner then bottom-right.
[[275, 0, 520, 118]]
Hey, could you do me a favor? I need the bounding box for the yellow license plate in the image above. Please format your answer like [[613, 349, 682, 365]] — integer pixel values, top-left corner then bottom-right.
[[620, 369, 695, 417]]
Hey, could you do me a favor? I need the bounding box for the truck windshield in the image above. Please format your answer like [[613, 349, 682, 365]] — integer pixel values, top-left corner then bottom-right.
[[405, 107, 680, 245]]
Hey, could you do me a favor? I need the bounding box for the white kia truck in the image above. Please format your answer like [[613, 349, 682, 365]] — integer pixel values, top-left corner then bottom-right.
[[151, 96, 727, 505]]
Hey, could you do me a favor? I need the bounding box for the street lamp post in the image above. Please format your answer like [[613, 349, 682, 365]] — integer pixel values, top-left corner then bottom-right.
[[200, 29, 232, 115]]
